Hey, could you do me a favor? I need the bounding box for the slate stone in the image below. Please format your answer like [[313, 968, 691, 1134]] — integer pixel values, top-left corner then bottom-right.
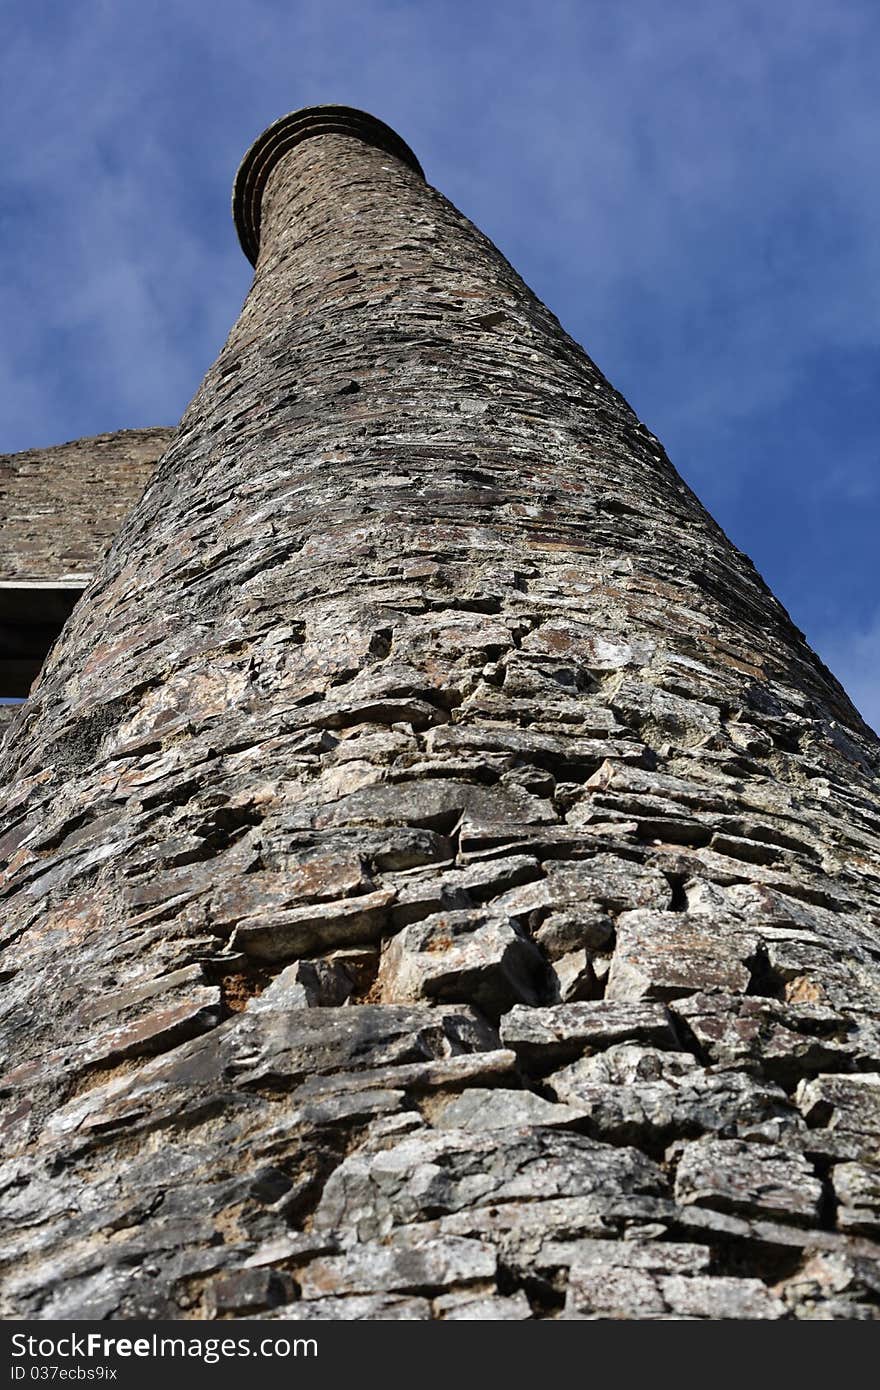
[[297, 1235, 496, 1299], [433, 1289, 532, 1320], [312, 1128, 667, 1242], [564, 1267, 786, 1320], [795, 1073, 880, 1159], [377, 909, 548, 1014], [832, 1162, 880, 1237], [230, 888, 397, 961], [430, 1087, 589, 1133], [606, 911, 756, 1001], [671, 992, 860, 1082], [497, 853, 672, 925], [500, 1001, 681, 1066], [674, 1138, 823, 1224], [259, 1295, 431, 1320], [548, 1045, 801, 1148]]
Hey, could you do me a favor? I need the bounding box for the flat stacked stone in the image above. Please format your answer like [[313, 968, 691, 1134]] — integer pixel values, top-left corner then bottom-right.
[[1, 107, 879, 1321], [0, 427, 173, 583], [1, 427, 172, 704]]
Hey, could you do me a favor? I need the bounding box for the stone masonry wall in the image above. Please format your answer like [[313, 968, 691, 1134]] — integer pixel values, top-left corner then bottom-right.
[[1, 428, 173, 582], [1, 113, 880, 1320]]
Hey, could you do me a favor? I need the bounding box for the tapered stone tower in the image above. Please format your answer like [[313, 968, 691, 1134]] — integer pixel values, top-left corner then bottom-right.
[[2, 107, 880, 1321]]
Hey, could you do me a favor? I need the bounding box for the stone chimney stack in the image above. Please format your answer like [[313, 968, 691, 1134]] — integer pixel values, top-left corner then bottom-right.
[[2, 107, 879, 1321]]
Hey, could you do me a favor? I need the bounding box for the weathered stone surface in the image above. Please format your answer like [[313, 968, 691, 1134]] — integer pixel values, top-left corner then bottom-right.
[[260, 1294, 432, 1320], [387, 854, 540, 928], [315, 779, 556, 833], [288, 1048, 518, 1102], [312, 1128, 666, 1243], [430, 1087, 588, 1133], [377, 910, 548, 1015], [796, 1073, 880, 1159], [204, 1267, 297, 1316], [247, 949, 377, 1010], [551, 948, 602, 1002], [534, 909, 614, 959], [434, 1289, 532, 1320], [671, 992, 863, 1082], [543, 1237, 709, 1276], [554, 1042, 700, 1087], [832, 1163, 880, 1237], [548, 1044, 800, 1148], [781, 1250, 880, 1320], [230, 887, 397, 961], [674, 1138, 823, 1224], [606, 911, 756, 1001], [501, 1001, 681, 1066], [298, 1234, 495, 1299], [1, 105, 879, 1321], [1, 428, 170, 583], [497, 853, 672, 923], [564, 1267, 787, 1320], [34, 1002, 500, 1151]]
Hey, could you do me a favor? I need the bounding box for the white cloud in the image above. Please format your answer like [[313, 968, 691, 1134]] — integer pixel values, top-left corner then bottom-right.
[[4, 0, 880, 452]]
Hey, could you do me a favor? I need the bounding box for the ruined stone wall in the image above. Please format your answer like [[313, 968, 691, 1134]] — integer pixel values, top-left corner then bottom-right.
[[1, 110, 880, 1321], [1, 427, 173, 582], [0, 427, 173, 702]]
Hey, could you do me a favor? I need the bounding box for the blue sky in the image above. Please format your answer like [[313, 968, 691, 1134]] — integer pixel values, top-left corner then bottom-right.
[[2, 0, 878, 730]]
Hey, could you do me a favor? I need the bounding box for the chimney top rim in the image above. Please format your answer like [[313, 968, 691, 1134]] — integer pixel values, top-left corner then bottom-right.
[[232, 105, 425, 266]]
